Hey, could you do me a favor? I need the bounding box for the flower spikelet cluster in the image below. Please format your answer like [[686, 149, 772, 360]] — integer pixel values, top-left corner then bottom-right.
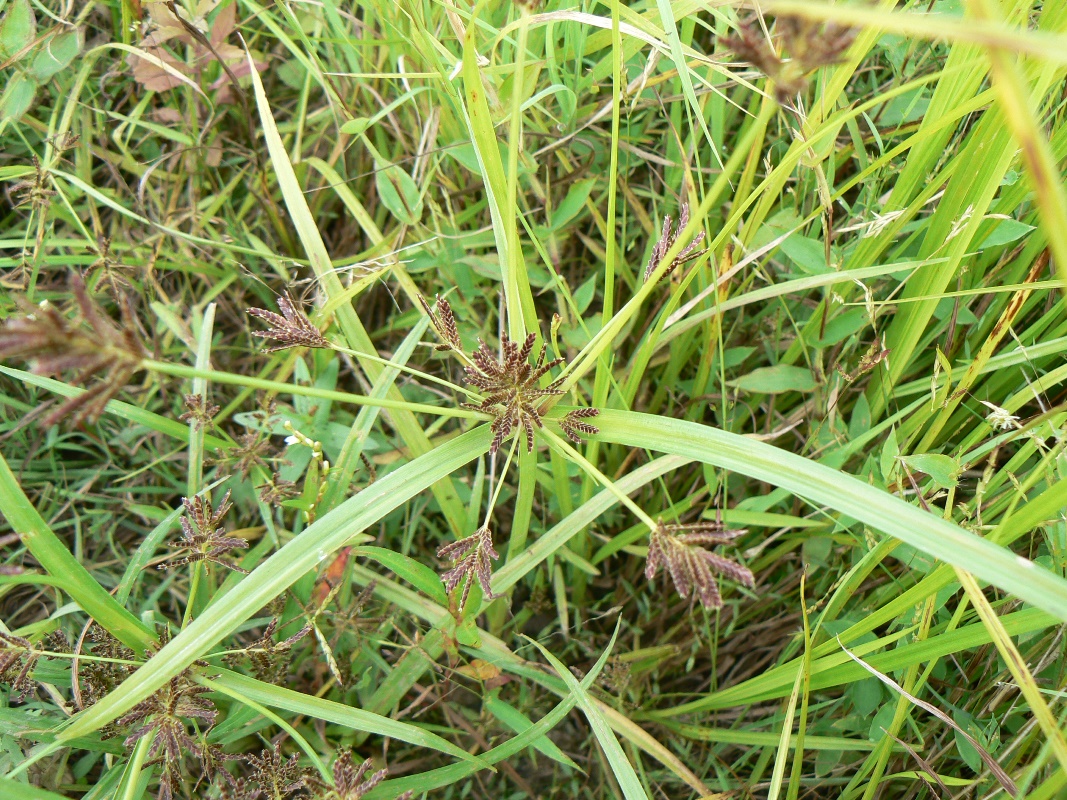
[[644, 201, 707, 282], [248, 294, 330, 352], [160, 490, 248, 573], [437, 526, 499, 612], [720, 14, 857, 103], [646, 521, 754, 609], [419, 296, 599, 453], [463, 332, 565, 454], [418, 294, 462, 352], [560, 408, 600, 443], [118, 675, 219, 800], [0, 274, 146, 427]]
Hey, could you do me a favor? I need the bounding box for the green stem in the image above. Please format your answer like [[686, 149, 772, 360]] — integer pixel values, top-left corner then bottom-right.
[[143, 360, 485, 420]]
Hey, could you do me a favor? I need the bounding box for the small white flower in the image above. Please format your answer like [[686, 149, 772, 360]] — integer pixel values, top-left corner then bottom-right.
[[980, 401, 1020, 431], [284, 435, 300, 445]]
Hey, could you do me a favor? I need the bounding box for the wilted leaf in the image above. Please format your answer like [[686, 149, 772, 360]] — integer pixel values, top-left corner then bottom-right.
[[456, 659, 500, 681], [128, 0, 266, 98]]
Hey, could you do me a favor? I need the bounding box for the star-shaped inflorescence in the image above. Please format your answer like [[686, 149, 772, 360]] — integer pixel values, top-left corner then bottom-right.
[[247, 294, 330, 352], [645, 520, 754, 609], [437, 526, 500, 612], [462, 332, 565, 453], [160, 490, 248, 573]]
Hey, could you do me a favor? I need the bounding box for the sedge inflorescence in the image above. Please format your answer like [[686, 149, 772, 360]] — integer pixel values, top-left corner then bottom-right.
[[646, 520, 754, 610], [419, 294, 599, 455]]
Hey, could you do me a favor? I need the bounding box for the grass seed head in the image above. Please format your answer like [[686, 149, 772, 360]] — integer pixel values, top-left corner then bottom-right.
[[418, 294, 463, 352], [644, 200, 707, 282], [646, 520, 753, 610], [560, 407, 600, 444], [248, 294, 330, 352], [462, 332, 565, 453], [437, 526, 500, 613], [0, 273, 146, 427], [160, 489, 248, 573], [179, 393, 219, 430]]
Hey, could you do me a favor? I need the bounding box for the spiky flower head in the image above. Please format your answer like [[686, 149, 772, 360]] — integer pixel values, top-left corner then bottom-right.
[[418, 294, 462, 352], [437, 526, 500, 612], [645, 520, 753, 609], [720, 14, 857, 104], [247, 294, 330, 352], [980, 401, 1021, 432], [179, 393, 219, 431], [644, 201, 707, 282], [160, 490, 248, 573], [560, 407, 600, 444], [0, 273, 145, 427], [462, 332, 565, 454], [0, 631, 41, 702]]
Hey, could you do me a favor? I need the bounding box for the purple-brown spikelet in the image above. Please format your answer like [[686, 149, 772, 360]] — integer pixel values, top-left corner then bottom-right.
[[437, 526, 500, 612], [461, 333, 565, 454], [645, 521, 753, 609], [644, 201, 707, 282], [560, 407, 600, 444], [160, 490, 248, 573], [0, 273, 146, 427], [247, 294, 330, 352], [419, 294, 463, 352]]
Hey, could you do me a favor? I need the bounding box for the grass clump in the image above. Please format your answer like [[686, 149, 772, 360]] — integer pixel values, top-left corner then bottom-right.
[[2, 0, 1067, 798]]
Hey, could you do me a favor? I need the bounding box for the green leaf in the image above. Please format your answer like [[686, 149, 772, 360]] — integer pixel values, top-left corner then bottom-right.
[[978, 218, 1034, 248], [779, 233, 830, 274], [550, 176, 596, 230], [354, 545, 447, 605], [880, 427, 900, 483], [0, 0, 35, 58], [340, 117, 371, 135], [0, 73, 36, 121], [728, 365, 817, 394], [574, 272, 597, 315], [899, 453, 961, 489], [483, 696, 579, 769], [0, 777, 70, 800], [49, 427, 492, 749], [526, 625, 647, 800], [0, 451, 156, 653], [868, 705, 896, 742], [30, 29, 82, 80], [594, 410, 1067, 624], [375, 163, 423, 225], [212, 671, 483, 766]]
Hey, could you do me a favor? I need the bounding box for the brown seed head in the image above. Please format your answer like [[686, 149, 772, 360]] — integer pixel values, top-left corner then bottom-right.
[[560, 407, 600, 444], [461, 332, 565, 453], [437, 526, 500, 612], [418, 294, 463, 352], [0, 274, 146, 427], [646, 520, 753, 609], [644, 201, 707, 282], [160, 490, 248, 573], [248, 294, 330, 352]]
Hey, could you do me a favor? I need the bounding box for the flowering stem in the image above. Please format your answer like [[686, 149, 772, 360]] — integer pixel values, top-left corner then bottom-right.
[[329, 344, 480, 399], [483, 434, 519, 530], [538, 427, 658, 532], [143, 360, 487, 421]]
